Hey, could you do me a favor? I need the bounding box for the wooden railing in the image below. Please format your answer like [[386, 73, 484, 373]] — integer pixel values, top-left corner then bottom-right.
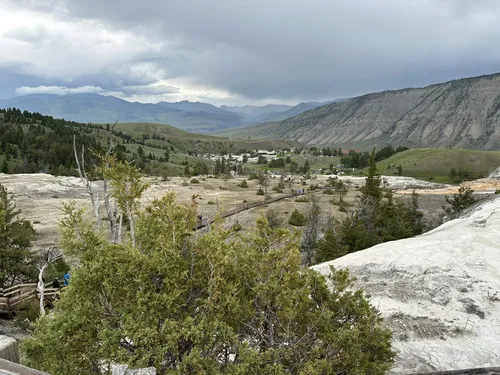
[[0, 283, 64, 317]]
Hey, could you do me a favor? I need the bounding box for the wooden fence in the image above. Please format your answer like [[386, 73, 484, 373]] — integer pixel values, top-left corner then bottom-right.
[[0, 283, 63, 317]]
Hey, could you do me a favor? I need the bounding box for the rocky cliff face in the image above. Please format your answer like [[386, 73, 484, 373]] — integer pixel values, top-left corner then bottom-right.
[[312, 196, 500, 373], [230, 73, 500, 150]]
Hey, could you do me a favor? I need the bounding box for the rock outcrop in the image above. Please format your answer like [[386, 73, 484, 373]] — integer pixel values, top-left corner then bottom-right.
[[312, 196, 500, 374], [227, 73, 500, 150], [0, 335, 20, 363]]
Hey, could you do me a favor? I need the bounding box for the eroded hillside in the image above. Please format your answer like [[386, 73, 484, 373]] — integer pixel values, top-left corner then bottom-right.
[[226, 73, 500, 150]]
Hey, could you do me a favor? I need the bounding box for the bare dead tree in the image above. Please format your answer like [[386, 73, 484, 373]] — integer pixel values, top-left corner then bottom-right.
[[301, 195, 321, 266], [73, 122, 124, 244], [101, 122, 122, 243], [74, 135, 101, 229], [37, 246, 62, 316]]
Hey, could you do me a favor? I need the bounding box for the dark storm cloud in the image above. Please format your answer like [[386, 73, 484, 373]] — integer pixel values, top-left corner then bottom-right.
[[3, 0, 500, 103]]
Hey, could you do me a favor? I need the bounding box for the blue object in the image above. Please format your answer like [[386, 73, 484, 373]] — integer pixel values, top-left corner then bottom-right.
[[63, 273, 70, 286]]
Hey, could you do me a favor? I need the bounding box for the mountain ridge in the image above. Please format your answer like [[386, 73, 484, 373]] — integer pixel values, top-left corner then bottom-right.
[[221, 72, 500, 150], [0, 94, 327, 133]]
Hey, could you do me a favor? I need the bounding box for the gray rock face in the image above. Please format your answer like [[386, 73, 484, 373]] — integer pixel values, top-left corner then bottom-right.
[[312, 196, 500, 374], [0, 335, 19, 364], [230, 73, 500, 150]]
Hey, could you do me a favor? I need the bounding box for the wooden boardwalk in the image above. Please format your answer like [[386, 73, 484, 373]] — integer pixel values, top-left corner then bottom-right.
[[195, 187, 327, 230], [0, 283, 63, 317]]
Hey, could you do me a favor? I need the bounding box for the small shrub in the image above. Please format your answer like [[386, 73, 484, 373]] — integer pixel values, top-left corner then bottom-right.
[[256, 188, 265, 195], [242, 200, 248, 203], [288, 209, 306, 226], [231, 221, 242, 232], [265, 208, 283, 229], [181, 180, 189, 186], [14, 300, 40, 330], [207, 200, 216, 205], [248, 172, 258, 180], [239, 179, 249, 188], [190, 178, 200, 184]]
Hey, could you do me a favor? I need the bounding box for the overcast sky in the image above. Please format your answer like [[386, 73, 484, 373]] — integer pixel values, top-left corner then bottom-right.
[[1, 0, 500, 106]]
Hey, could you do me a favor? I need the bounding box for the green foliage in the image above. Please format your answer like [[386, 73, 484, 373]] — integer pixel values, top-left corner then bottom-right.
[[288, 209, 306, 226], [1, 158, 8, 173], [360, 149, 382, 202], [257, 155, 267, 164], [207, 200, 216, 205], [190, 178, 200, 184], [248, 172, 258, 180], [0, 108, 104, 176], [0, 184, 37, 287], [265, 208, 283, 229], [23, 187, 395, 375], [268, 158, 285, 168], [14, 300, 40, 331], [448, 168, 482, 184], [314, 228, 347, 264], [313, 151, 424, 264], [396, 165, 403, 176], [238, 179, 248, 188], [272, 180, 285, 193], [442, 186, 476, 218], [256, 187, 265, 195], [340, 145, 407, 169], [44, 257, 70, 282]]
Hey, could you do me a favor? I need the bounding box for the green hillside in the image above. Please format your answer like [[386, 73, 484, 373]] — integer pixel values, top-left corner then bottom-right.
[[0, 109, 298, 178], [115, 122, 298, 154], [375, 148, 500, 183]]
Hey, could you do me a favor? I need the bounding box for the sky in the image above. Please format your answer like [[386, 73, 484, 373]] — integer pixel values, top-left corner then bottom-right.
[[1, 0, 500, 106]]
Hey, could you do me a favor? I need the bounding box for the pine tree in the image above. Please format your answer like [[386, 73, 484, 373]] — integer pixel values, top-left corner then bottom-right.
[[360, 148, 382, 202], [443, 186, 476, 218], [1, 159, 8, 174], [314, 228, 347, 264], [0, 184, 36, 287]]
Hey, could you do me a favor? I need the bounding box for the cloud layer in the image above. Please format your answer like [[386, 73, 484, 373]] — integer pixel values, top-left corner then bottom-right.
[[1, 0, 500, 105]]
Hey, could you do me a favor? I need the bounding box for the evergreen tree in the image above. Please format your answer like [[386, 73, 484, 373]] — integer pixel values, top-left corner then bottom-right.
[[288, 209, 306, 226], [1, 159, 8, 174], [442, 186, 476, 218], [23, 163, 394, 375], [0, 184, 37, 287], [360, 149, 382, 202], [137, 146, 144, 157], [314, 228, 347, 264]]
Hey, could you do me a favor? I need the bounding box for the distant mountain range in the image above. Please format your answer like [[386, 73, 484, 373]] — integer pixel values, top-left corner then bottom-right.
[[0, 94, 333, 133], [221, 73, 500, 150]]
